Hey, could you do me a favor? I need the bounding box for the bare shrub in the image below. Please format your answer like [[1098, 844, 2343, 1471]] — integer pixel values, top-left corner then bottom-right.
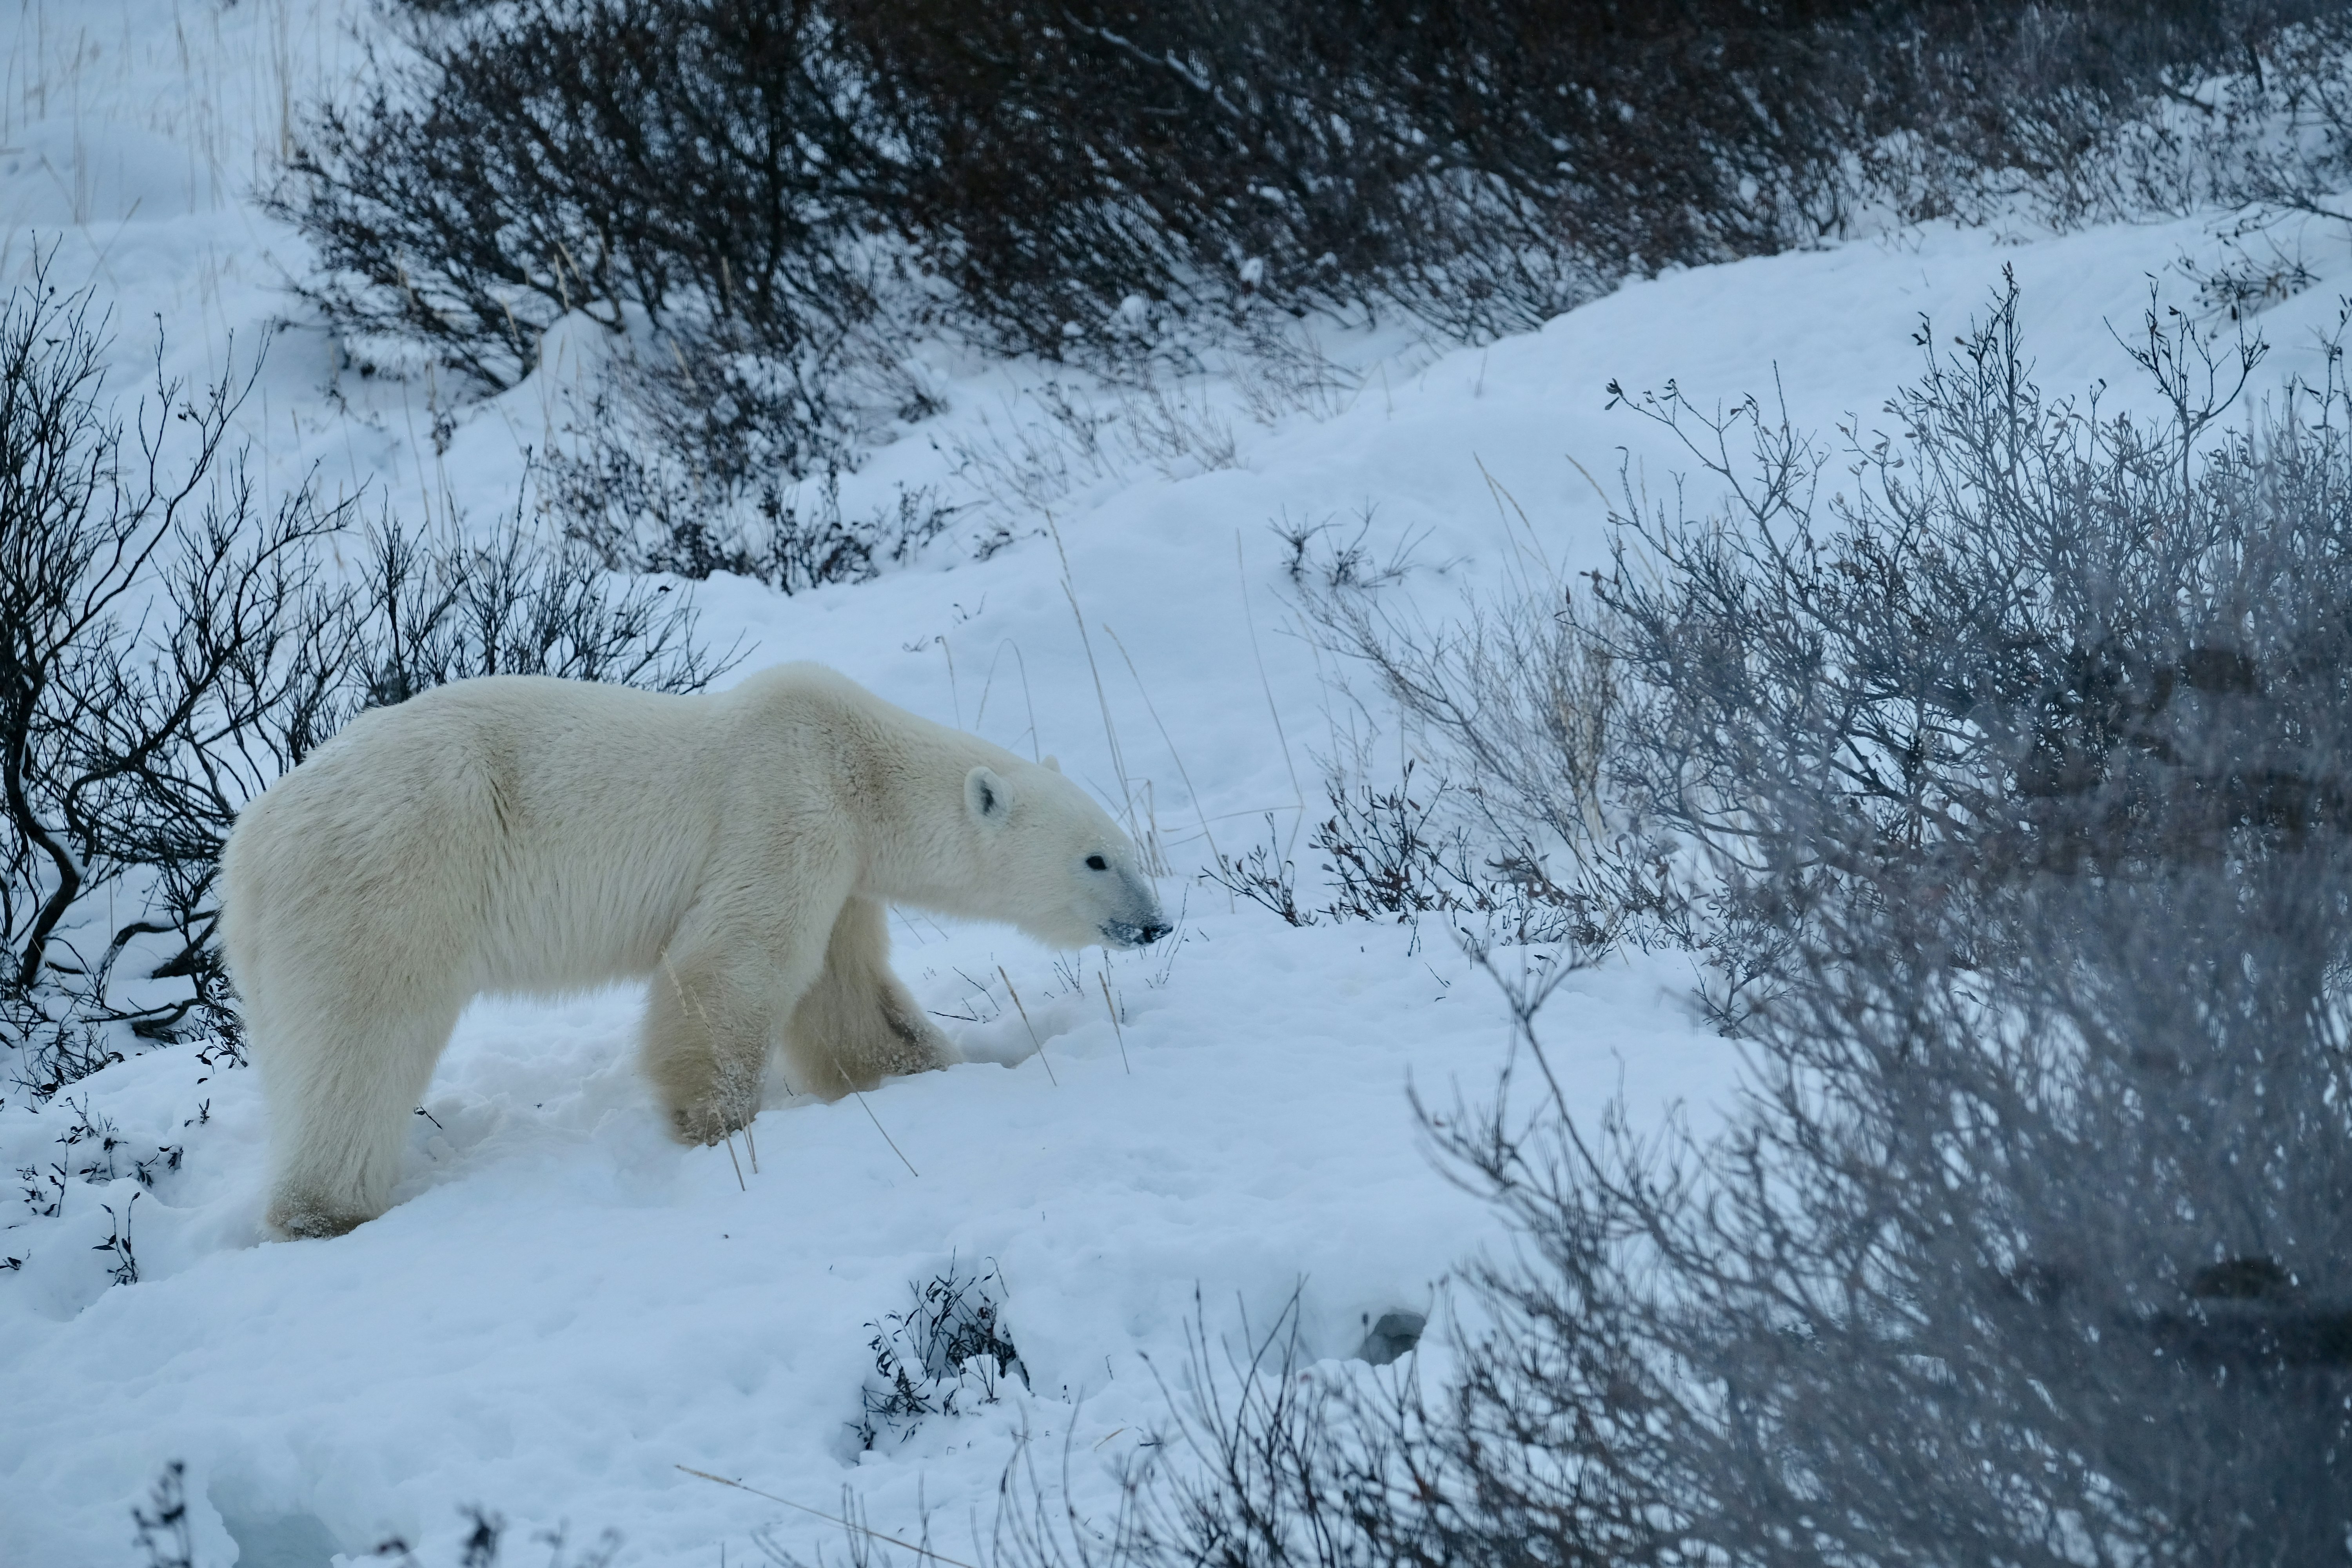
[[1299, 577, 1613, 871], [303, 1, 2343, 453], [535, 290, 952, 588], [275, 0, 947, 555], [843, 0, 2340, 350], [1387, 796, 2352, 1562], [1276, 511, 1650, 978], [1274, 512, 1420, 595], [2142, 18, 2352, 325], [547, 390, 962, 596], [1207, 764, 1613, 949], [1587, 274, 2289, 997], [0, 269, 726, 1098], [1189, 280, 2352, 1564], [855, 1260, 1025, 1450], [0, 267, 358, 1078], [352, 491, 736, 706], [1466, 283, 2352, 1558], [272, 0, 908, 399], [359, 1505, 621, 1568], [132, 1463, 193, 1568], [131, 1470, 624, 1568], [1204, 824, 1317, 930], [1847, 2, 2330, 228]]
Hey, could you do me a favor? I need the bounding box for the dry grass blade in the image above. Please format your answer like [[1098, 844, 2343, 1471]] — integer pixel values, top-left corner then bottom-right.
[[674, 1466, 976, 1568], [1104, 621, 1221, 868], [855, 1092, 920, 1178], [1238, 530, 1308, 858], [998, 965, 1056, 1085], [1100, 971, 1131, 1074]]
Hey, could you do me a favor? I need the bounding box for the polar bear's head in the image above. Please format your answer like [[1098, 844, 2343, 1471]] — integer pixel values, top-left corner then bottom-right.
[[965, 760, 1170, 950]]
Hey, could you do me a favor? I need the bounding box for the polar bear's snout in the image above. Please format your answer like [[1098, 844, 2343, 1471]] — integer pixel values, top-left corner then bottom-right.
[[980, 760, 1169, 950], [1102, 913, 1174, 947], [1092, 864, 1170, 947]]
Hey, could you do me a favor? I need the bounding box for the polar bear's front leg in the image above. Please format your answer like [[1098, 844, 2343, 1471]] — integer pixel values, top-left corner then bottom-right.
[[644, 908, 826, 1145], [782, 896, 957, 1097]]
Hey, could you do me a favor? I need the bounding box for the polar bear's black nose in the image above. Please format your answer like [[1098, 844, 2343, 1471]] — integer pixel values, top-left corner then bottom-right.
[[1102, 917, 1173, 947]]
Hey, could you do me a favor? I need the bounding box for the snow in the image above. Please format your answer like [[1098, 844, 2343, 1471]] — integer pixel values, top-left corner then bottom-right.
[[3, 4, 2345, 1565]]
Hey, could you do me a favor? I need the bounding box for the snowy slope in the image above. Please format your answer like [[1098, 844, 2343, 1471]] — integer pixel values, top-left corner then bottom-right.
[[5, 4, 2349, 1565]]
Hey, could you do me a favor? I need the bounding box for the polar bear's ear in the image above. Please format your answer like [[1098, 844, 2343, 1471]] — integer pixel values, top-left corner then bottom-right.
[[1041, 754, 1062, 774], [965, 765, 1011, 829]]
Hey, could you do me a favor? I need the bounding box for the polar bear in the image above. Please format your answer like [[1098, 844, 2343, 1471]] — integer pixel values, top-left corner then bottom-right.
[[220, 662, 1168, 1238]]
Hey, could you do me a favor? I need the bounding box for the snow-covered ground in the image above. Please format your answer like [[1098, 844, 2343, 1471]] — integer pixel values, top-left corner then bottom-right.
[[7, 4, 2351, 1564]]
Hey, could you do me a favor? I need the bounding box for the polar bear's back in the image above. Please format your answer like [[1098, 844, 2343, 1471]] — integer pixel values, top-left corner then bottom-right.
[[223, 676, 729, 1005]]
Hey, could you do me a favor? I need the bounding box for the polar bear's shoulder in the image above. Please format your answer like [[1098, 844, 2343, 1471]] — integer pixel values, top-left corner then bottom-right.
[[727, 661, 867, 705], [722, 664, 1020, 778], [724, 662, 931, 735]]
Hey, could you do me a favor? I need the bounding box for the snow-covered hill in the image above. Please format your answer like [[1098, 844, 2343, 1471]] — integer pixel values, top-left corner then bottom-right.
[[5, 4, 2348, 1564]]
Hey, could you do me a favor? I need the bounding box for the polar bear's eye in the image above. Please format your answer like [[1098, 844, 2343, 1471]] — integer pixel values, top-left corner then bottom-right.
[[1086, 855, 1108, 871]]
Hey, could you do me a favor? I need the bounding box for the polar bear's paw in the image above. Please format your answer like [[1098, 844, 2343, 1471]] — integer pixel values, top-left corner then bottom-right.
[[667, 1087, 758, 1147], [266, 1191, 370, 1240]]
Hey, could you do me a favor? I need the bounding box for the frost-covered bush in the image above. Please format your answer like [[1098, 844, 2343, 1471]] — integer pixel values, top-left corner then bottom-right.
[[1214, 284, 2352, 1564], [855, 1261, 1025, 1450], [1589, 276, 2304, 1010]]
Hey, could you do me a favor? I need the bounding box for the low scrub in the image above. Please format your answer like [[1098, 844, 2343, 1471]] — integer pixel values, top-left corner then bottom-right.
[[277, 0, 2348, 494], [0, 266, 728, 1103], [1218, 281, 2352, 1562], [856, 1260, 1025, 1450]]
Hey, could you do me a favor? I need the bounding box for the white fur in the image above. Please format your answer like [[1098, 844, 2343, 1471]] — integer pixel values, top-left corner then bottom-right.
[[220, 663, 1166, 1238]]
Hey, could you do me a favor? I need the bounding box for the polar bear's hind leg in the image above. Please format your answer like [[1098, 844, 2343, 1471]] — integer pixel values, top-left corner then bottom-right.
[[261, 993, 463, 1238]]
